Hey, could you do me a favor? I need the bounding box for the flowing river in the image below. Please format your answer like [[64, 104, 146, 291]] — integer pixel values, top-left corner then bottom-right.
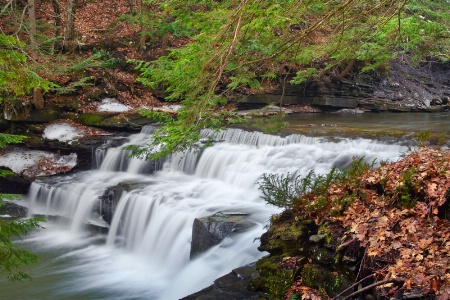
[[1, 112, 441, 299]]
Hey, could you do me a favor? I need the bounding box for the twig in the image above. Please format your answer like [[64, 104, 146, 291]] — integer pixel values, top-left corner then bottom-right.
[[355, 247, 368, 283], [340, 277, 406, 300], [332, 274, 375, 300], [337, 237, 357, 251], [1, 0, 14, 16]]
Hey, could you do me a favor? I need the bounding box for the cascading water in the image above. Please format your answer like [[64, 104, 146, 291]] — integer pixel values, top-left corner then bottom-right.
[[2, 127, 410, 299]]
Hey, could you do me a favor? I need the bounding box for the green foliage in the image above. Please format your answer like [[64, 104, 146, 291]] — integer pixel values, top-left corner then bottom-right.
[[258, 168, 339, 209], [0, 34, 53, 103], [415, 130, 431, 147], [290, 68, 319, 85], [318, 221, 333, 244], [289, 294, 299, 300], [402, 1, 450, 61], [0, 169, 14, 177], [131, 0, 450, 157], [0, 194, 21, 201], [0, 133, 42, 281], [51, 49, 120, 95], [52, 76, 93, 95], [65, 51, 119, 74], [258, 173, 302, 209], [121, 2, 194, 46], [0, 214, 42, 281], [258, 158, 372, 213], [393, 167, 421, 208], [92, 48, 121, 69], [0, 134, 26, 149], [125, 105, 241, 159]]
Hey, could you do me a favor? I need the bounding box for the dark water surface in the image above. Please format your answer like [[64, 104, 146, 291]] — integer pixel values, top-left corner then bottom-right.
[[281, 112, 450, 141]]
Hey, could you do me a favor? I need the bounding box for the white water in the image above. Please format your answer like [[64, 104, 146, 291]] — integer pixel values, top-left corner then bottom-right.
[[8, 128, 409, 299]]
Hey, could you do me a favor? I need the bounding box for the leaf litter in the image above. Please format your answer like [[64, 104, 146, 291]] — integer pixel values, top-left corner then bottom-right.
[[286, 147, 450, 299]]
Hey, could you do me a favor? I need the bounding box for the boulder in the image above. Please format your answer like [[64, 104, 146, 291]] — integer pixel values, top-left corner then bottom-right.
[[0, 201, 28, 218], [190, 213, 253, 259], [0, 174, 32, 195], [97, 180, 155, 225], [98, 185, 123, 225]]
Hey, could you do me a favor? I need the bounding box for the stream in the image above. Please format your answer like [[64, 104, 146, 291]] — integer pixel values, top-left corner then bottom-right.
[[1, 112, 442, 299]]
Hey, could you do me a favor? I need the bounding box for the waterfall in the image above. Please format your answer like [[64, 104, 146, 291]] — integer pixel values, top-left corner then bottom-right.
[[23, 128, 409, 300]]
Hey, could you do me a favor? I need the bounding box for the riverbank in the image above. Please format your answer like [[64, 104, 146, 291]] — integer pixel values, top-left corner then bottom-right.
[[251, 146, 450, 300]]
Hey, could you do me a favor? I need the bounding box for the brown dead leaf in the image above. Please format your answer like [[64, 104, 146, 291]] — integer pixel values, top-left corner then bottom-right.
[[406, 279, 412, 290], [419, 237, 434, 250]]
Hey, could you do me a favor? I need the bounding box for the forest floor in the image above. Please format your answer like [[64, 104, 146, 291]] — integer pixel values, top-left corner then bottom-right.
[[1, 0, 187, 113]]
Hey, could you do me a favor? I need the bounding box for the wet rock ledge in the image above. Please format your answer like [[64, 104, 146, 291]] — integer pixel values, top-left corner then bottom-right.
[[181, 263, 268, 300]]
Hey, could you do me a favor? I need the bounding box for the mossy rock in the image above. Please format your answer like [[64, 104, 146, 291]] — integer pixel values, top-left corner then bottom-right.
[[77, 112, 155, 130], [301, 264, 354, 297], [77, 112, 131, 128], [251, 256, 295, 299], [259, 220, 312, 256], [4, 108, 64, 123], [76, 112, 120, 128], [77, 113, 107, 126], [309, 246, 337, 265], [48, 96, 82, 110]]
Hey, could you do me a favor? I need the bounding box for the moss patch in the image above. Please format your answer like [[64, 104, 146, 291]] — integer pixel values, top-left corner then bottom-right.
[[301, 264, 353, 297], [77, 113, 107, 126], [259, 219, 314, 256], [252, 256, 295, 299]]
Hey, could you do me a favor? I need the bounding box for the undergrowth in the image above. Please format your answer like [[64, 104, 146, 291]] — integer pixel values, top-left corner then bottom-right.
[[258, 157, 372, 216]]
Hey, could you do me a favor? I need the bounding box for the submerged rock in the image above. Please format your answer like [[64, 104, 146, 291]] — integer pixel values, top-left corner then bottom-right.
[[97, 180, 154, 225], [98, 185, 123, 225]]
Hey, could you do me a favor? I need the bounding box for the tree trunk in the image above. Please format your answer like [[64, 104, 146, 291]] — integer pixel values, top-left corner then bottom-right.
[[28, 0, 37, 50], [337, 59, 356, 81], [138, 0, 146, 50], [28, 0, 44, 110], [63, 0, 77, 53], [32, 88, 44, 110], [50, 0, 61, 39]]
